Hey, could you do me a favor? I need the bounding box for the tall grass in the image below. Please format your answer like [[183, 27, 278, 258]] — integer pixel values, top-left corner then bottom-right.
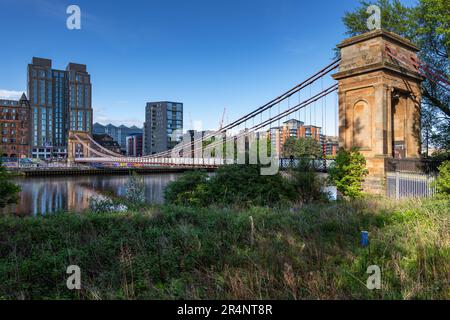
[[0, 198, 448, 300]]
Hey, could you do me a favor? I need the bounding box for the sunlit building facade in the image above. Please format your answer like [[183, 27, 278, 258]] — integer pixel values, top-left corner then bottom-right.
[[27, 57, 92, 159]]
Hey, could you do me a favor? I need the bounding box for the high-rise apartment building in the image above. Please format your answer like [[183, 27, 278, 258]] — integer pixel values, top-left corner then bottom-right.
[[0, 94, 31, 159], [27, 57, 92, 159], [143, 102, 183, 155]]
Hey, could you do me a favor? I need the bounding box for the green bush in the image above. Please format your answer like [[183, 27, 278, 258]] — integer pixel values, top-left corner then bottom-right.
[[207, 165, 294, 207], [164, 170, 210, 207], [164, 165, 294, 208], [0, 160, 20, 209], [328, 148, 368, 199], [290, 158, 328, 204], [435, 161, 450, 197]]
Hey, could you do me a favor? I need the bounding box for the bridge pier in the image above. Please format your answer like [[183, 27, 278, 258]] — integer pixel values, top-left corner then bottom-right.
[[333, 30, 423, 194]]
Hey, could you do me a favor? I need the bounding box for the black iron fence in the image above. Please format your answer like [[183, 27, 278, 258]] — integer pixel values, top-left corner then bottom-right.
[[279, 158, 335, 172]]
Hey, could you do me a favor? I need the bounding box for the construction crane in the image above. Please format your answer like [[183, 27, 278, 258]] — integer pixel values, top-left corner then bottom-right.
[[219, 107, 227, 130]]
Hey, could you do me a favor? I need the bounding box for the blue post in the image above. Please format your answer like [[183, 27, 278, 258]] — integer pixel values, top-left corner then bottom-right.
[[361, 231, 369, 248]]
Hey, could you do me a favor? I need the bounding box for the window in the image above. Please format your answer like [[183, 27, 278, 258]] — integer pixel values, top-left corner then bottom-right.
[[84, 85, 90, 108], [40, 80, 45, 104], [77, 85, 83, 108], [33, 80, 38, 104], [47, 81, 52, 106]]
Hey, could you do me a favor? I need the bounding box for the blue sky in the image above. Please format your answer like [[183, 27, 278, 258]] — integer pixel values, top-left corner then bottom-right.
[[0, 0, 417, 132]]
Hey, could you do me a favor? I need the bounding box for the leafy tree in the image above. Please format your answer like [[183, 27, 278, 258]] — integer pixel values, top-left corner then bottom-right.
[[342, 0, 450, 151], [290, 159, 328, 204], [434, 161, 450, 197], [283, 137, 322, 158], [328, 148, 369, 199], [0, 160, 20, 208]]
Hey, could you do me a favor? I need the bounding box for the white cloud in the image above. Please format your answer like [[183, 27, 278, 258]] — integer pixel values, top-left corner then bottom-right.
[[0, 90, 25, 100]]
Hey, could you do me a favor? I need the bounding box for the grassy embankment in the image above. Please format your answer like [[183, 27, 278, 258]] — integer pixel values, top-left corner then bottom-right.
[[0, 198, 448, 300]]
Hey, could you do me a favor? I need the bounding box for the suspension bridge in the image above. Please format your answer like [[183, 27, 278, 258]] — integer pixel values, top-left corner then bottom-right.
[[71, 58, 341, 168], [68, 30, 448, 194]]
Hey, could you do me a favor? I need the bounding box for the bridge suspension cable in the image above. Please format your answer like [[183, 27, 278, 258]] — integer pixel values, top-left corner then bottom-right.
[[74, 58, 341, 164], [144, 58, 341, 159]]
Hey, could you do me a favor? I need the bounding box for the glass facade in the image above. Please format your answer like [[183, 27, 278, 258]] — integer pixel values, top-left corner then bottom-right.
[[144, 102, 183, 155], [28, 58, 92, 159]]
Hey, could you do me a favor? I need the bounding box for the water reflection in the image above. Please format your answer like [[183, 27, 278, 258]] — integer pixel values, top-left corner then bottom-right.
[[2, 174, 181, 216]]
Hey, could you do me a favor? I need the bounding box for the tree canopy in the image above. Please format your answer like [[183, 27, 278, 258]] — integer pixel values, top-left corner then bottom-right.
[[283, 137, 322, 158]]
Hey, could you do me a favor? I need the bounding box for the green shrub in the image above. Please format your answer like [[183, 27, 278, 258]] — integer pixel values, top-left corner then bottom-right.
[[435, 161, 450, 197], [164, 165, 294, 208], [207, 165, 295, 207], [164, 170, 210, 207], [290, 158, 328, 204], [0, 160, 20, 209], [328, 148, 368, 199]]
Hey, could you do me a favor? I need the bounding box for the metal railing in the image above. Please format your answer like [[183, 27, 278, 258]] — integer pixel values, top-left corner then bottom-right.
[[385, 158, 440, 199], [386, 171, 437, 199]]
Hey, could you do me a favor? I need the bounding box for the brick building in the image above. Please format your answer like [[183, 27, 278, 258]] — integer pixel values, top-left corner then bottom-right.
[[0, 94, 31, 158]]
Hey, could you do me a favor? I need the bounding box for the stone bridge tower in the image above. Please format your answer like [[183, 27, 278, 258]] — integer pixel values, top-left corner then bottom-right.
[[333, 30, 423, 194], [67, 131, 91, 164]]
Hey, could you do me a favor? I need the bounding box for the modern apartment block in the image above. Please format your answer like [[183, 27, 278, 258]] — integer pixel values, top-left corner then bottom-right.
[[27, 57, 92, 159], [126, 133, 143, 157], [0, 94, 31, 159], [93, 123, 142, 153], [144, 101, 183, 155], [270, 119, 325, 157], [325, 136, 339, 157]]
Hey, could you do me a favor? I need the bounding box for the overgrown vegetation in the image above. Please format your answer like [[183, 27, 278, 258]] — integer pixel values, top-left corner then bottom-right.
[[288, 159, 329, 205], [165, 165, 296, 208], [0, 160, 20, 209], [435, 161, 450, 197], [0, 198, 447, 299], [328, 148, 369, 199]]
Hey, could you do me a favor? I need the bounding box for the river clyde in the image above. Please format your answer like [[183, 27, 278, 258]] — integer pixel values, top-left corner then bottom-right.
[[2, 173, 182, 216]]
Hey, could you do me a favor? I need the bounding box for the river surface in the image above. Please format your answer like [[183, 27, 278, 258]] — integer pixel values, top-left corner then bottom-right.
[[2, 174, 182, 216]]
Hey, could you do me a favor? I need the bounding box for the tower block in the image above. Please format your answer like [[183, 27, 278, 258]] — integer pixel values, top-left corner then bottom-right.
[[333, 30, 423, 194]]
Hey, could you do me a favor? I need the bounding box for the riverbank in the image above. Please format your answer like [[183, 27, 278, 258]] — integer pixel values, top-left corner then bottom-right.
[[0, 198, 448, 300], [9, 166, 217, 177]]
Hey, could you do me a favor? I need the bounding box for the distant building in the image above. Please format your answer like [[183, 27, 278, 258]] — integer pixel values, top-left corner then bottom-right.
[[93, 134, 122, 155], [93, 123, 142, 153], [144, 101, 183, 155], [325, 136, 339, 157], [0, 94, 31, 159], [27, 57, 92, 159], [271, 120, 326, 156], [126, 133, 143, 157]]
